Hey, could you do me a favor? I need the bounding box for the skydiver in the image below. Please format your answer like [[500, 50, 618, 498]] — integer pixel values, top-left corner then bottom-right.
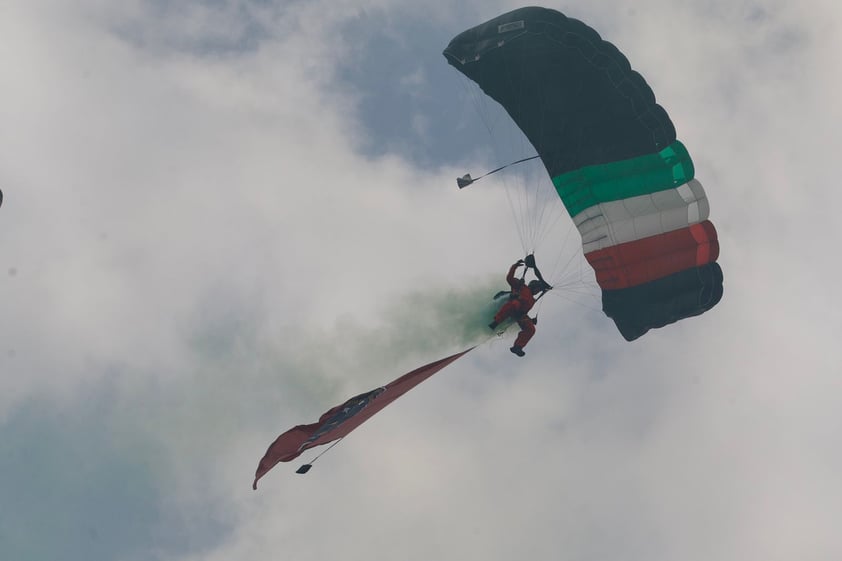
[[488, 259, 547, 357]]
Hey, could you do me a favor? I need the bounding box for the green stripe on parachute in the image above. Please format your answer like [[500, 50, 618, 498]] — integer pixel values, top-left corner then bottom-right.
[[553, 141, 695, 217]]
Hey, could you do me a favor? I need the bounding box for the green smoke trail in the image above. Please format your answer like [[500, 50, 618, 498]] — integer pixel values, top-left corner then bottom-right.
[[101, 275, 516, 496]]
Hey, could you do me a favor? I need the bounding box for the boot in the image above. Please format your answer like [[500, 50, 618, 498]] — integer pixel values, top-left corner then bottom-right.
[[510, 345, 525, 357]]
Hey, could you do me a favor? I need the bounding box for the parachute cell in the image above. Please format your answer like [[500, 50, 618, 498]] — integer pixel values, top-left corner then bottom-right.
[[444, 7, 723, 340]]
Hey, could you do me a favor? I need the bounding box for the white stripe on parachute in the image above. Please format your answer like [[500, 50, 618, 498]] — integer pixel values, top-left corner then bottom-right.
[[572, 179, 710, 254]]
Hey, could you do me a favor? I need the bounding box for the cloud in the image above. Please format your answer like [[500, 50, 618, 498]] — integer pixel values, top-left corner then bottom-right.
[[3, 1, 842, 561]]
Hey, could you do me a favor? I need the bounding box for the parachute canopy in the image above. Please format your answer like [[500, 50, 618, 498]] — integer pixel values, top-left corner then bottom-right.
[[444, 7, 723, 340], [253, 348, 473, 489]]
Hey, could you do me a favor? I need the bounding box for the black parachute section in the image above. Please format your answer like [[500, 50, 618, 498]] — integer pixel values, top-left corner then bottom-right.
[[443, 6, 676, 177], [444, 7, 723, 340]]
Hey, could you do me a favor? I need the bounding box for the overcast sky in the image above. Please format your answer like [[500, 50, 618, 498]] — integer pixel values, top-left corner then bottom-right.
[[2, 1, 841, 560]]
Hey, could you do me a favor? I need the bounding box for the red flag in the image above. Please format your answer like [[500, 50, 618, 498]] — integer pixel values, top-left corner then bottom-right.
[[252, 348, 473, 489]]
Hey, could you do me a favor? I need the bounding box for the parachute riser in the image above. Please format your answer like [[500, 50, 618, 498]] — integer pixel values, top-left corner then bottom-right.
[[521, 253, 553, 320], [524, 254, 552, 291]]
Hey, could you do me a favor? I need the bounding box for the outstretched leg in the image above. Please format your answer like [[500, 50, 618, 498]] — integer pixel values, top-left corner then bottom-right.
[[491, 300, 523, 327], [510, 317, 536, 357]]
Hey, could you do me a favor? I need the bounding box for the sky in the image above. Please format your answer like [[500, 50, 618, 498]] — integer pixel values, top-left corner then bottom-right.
[[1, 1, 842, 560]]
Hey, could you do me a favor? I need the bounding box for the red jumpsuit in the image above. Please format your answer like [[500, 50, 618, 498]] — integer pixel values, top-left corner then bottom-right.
[[493, 263, 536, 349]]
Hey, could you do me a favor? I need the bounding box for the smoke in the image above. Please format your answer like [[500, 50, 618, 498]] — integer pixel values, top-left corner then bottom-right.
[[351, 275, 509, 374], [81, 274, 514, 496], [221, 274, 513, 407]]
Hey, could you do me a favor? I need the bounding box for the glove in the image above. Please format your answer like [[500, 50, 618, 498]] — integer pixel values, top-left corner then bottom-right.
[[524, 254, 536, 269]]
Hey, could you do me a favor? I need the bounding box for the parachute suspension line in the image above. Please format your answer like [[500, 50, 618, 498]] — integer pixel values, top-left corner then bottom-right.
[[497, 56, 534, 252], [458, 71, 561, 255], [546, 289, 603, 312], [465, 61, 594, 301], [514, 80, 545, 250], [530, 220, 600, 312], [546, 221, 579, 279], [536, 206, 566, 254], [501, 58, 564, 254], [459, 77, 530, 252], [553, 245, 591, 295], [514, 59, 541, 250], [467, 78, 532, 253], [295, 437, 345, 475], [523, 175, 566, 253], [503, 65, 529, 253], [525, 89, 546, 247], [502, 57, 528, 248], [529, 88, 562, 250], [503, 174, 529, 253]]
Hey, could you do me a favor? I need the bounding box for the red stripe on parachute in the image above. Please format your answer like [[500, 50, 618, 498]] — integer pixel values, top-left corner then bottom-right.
[[585, 221, 719, 290]]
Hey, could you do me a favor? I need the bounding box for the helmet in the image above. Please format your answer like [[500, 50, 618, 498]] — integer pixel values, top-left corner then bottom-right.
[[528, 280, 545, 293]]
